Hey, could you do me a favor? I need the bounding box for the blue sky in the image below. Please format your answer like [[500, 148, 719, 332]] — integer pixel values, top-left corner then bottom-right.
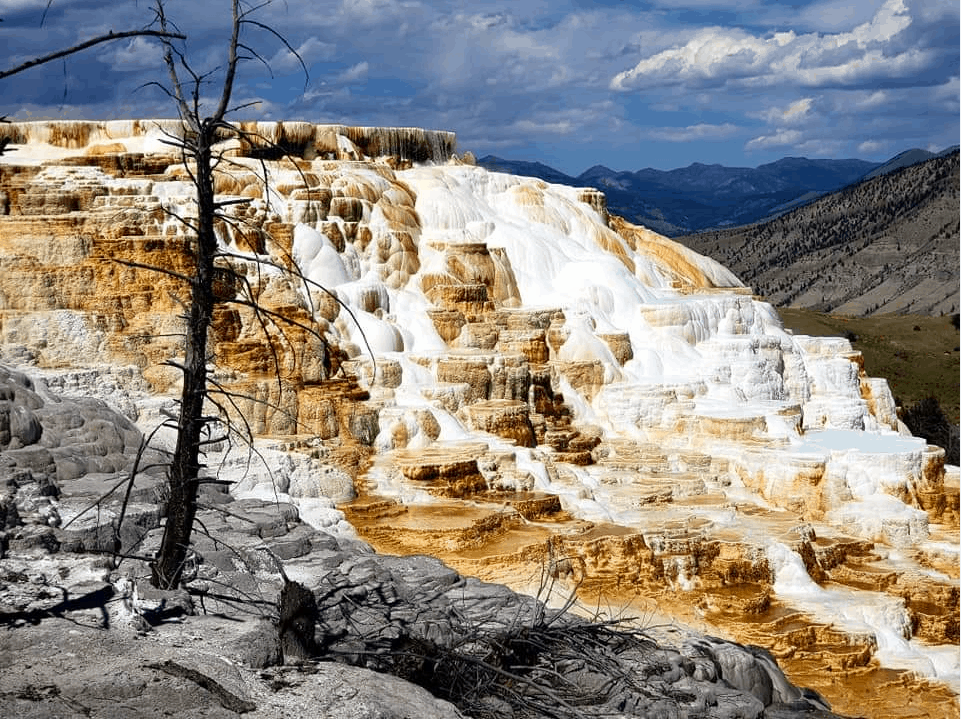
[[1, 0, 957, 174]]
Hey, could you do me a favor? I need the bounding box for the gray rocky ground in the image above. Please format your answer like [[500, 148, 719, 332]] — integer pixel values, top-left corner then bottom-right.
[[0, 365, 847, 718]]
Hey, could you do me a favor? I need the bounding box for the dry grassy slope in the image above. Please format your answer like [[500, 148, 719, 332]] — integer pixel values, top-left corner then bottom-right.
[[676, 152, 960, 316]]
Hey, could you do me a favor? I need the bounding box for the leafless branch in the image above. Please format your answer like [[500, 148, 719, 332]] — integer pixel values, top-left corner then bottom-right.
[[0, 30, 186, 81]]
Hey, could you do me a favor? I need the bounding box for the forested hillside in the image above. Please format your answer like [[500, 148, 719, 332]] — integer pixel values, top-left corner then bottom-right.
[[676, 152, 960, 316]]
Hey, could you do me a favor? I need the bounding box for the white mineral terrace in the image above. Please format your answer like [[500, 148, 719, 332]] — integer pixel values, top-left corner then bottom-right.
[[0, 119, 456, 164], [1, 121, 957, 696]]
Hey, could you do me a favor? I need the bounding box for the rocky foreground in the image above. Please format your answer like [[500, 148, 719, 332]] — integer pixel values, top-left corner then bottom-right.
[[0, 365, 843, 719]]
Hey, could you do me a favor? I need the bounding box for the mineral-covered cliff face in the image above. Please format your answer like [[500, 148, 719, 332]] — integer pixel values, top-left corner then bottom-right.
[[0, 120, 957, 714]]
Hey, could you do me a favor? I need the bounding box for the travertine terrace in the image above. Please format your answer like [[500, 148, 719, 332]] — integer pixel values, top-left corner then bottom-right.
[[0, 119, 957, 716]]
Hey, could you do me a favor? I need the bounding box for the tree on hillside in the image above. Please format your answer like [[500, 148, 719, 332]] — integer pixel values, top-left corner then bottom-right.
[[902, 396, 960, 465]]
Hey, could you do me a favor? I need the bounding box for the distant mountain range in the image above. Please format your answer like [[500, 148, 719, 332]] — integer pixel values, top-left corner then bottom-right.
[[478, 147, 959, 236], [675, 151, 960, 317]]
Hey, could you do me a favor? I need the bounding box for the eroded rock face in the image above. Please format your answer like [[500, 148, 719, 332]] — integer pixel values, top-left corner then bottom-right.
[[0, 366, 142, 478], [0, 365, 164, 558], [306, 552, 843, 719]]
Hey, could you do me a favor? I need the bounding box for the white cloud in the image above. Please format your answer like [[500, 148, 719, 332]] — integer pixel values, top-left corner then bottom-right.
[[609, 28, 769, 90], [754, 97, 815, 124], [853, 90, 889, 109], [338, 0, 418, 25], [745, 129, 803, 151], [337, 61, 369, 83], [793, 137, 846, 156], [854, 0, 912, 44], [99, 35, 165, 72], [858, 139, 886, 154], [932, 75, 960, 110], [648, 123, 739, 142], [791, 47, 931, 87], [422, 9, 580, 94], [610, 0, 918, 91], [0, 0, 955, 171], [268, 37, 336, 73], [510, 119, 574, 135]]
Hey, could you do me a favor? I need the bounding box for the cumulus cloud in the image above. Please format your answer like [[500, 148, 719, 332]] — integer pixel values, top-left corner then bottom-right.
[[610, 0, 923, 91], [0, 0, 956, 171], [754, 97, 815, 124], [98, 36, 166, 72]]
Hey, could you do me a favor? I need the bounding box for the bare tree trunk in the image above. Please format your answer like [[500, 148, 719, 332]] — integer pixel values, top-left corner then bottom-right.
[[147, 0, 243, 589], [151, 132, 218, 588], [147, 0, 315, 589], [278, 579, 318, 662], [5, 0, 318, 589]]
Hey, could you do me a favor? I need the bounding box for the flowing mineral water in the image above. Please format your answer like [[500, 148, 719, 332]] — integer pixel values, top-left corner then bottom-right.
[[768, 541, 959, 691]]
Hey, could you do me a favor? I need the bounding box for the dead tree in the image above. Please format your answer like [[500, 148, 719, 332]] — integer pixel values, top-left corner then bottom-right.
[[147, 1, 227, 588], [3, 1, 360, 592], [147, 0, 317, 589]]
